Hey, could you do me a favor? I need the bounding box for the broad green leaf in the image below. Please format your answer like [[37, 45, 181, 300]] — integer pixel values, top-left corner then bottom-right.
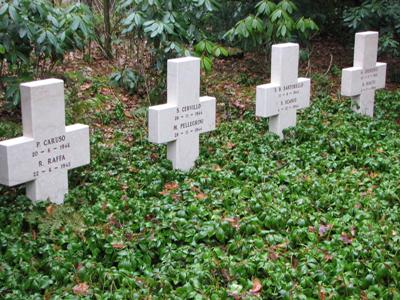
[[0, 3, 8, 16], [8, 5, 17, 21]]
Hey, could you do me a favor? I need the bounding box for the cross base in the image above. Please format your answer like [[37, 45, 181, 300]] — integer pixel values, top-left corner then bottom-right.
[[269, 110, 297, 139], [351, 90, 375, 117], [27, 171, 68, 204], [167, 135, 199, 171]]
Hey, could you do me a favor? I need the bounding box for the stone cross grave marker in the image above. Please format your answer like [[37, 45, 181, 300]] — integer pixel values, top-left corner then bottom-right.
[[148, 57, 216, 171], [341, 31, 387, 117], [0, 79, 90, 204], [256, 43, 311, 139]]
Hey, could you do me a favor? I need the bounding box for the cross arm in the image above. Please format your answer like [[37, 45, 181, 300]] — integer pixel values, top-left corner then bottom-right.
[[0, 137, 35, 186], [341, 67, 362, 96], [373, 62, 387, 90], [198, 96, 216, 134], [148, 103, 177, 144], [65, 124, 90, 170], [342, 62, 387, 97], [148, 97, 216, 145]]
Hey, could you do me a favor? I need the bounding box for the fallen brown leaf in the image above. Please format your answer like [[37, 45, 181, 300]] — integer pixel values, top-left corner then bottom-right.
[[171, 194, 181, 201], [80, 82, 92, 91], [195, 193, 207, 200], [250, 278, 262, 295], [112, 243, 125, 250], [340, 232, 353, 245], [350, 226, 356, 237], [324, 252, 333, 262], [72, 283, 89, 296], [226, 141, 236, 149], [160, 182, 179, 195], [269, 250, 279, 261], [213, 164, 222, 171], [319, 224, 333, 236], [319, 287, 326, 300], [164, 182, 179, 191], [223, 217, 240, 229], [46, 205, 55, 216]]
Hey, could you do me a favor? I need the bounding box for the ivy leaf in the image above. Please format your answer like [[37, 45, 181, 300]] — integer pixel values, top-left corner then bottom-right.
[[216, 227, 225, 242]]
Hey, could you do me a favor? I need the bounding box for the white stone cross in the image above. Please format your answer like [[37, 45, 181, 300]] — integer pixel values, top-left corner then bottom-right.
[[148, 57, 216, 171], [0, 79, 90, 204], [341, 31, 387, 117], [256, 43, 311, 139]]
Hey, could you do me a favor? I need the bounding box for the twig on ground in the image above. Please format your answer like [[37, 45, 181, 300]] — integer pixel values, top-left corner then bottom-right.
[[324, 54, 334, 76], [305, 58, 311, 77]]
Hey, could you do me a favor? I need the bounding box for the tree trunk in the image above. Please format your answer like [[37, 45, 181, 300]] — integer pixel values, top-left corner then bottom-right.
[[103, 0, 112, 59]]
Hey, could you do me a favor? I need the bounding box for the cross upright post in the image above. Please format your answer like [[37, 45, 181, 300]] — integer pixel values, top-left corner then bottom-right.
[[148, 57, 216, 171], [341, 31, 387, 117], [256, 43, 311, 139], [0, 79, 90, 204]]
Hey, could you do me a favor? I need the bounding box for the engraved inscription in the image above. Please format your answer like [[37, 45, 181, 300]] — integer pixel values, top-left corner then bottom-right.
[[361, 67, 378, 92], [273, 82, 304, 112], [172, 104, 205, 138], [32, 135, 72, 178]]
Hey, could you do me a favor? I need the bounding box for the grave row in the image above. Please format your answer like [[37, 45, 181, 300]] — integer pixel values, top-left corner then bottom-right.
[[0, 31, 387, 204]]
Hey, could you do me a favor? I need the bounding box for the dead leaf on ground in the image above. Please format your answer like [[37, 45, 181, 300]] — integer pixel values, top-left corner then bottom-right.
[[191, 186, 201, 192], [368, 172, 379, 179], [195, 193, 207, 200], [319, 224, 333, 236], [223, 217, 240, 229], [350, 226, 356, 237], [213, 164, 222, 171], [319, 287, 326, 300], [221, 268, 232, 282], [361, 290, 368, 300], [226, 141, 236, 149], [250, 278, 262, 295], [324, 252, 333, 262], [232, 101, 245, 110], [80, 82, 92, 91], [291, 256, 299, 268], [160, 182, 179, 195], [46, 205, 56, 216], [269, 250, 279, 261], [72, 283, 89, 296], [75, 263, 83, 271], [271, 241, 289, 250], [100, 87, 113, 96], [340, 232, 353, 245], [171, 194, 181, 201], [112, 243, 125, 250]]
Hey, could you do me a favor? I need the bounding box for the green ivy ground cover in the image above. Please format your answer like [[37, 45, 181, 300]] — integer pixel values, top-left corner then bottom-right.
[[0, 91, 400, 299]]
